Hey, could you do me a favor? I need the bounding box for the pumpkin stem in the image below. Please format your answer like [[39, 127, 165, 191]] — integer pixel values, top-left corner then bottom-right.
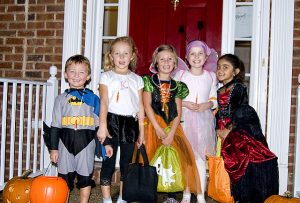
[[283, 191, 292, 198], [21, 169, 33, 178]]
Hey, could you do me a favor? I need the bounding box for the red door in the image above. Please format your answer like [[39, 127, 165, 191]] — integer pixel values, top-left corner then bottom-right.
[[129, 0, 223, 75]]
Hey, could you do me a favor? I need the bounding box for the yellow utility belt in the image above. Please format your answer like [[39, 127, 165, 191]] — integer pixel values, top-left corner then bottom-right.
[[62, 116, 94, 126]]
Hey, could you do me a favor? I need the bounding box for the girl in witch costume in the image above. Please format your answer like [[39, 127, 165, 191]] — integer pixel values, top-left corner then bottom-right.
[[143, 44, 201, 203], [50, 54, 108, 203], [216, 54, 279, 203], [97, 36, 145, 203]]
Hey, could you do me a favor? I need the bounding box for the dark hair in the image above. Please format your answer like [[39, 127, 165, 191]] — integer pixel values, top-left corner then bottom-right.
[[65, 54, 91, 85], [218, 54, 245, 82], [104, 36, 138, 71]]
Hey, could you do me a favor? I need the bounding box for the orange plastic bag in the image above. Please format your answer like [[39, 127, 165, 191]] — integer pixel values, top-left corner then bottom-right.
[[207, 137, 234, 203]]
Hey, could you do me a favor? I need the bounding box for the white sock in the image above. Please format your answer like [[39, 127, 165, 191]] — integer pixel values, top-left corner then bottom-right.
[[197, 194, 206, 203], [181, 192, 191, 203], [196, 158, 207, 193], [117, 196, 127, 203], [103, 197, 113, 203]]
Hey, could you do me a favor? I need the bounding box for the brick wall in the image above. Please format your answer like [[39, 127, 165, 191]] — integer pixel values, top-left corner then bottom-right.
[[82, 1, 86, 54], [289, 0, 300, 192], [0, 0, 117, 184], [0, 0, 65, 81], [0, 0, 65, 183]]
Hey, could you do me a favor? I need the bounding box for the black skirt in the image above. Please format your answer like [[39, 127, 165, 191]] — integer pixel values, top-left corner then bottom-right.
[[231, 158, 279, 203], [107, 112, 139, 145]]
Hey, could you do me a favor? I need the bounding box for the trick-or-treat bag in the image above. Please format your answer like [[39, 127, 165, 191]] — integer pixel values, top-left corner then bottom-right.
[[207, 137, 234, 203], [150, 145, 184, 192], [123, 144, 158, 202]]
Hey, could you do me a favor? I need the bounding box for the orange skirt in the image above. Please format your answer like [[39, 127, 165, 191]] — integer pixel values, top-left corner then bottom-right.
[[144, 115, 201, 194]]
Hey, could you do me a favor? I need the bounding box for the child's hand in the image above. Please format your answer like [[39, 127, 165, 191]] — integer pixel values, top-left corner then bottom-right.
[[97, 127, 111, 144], [217, 128, 231, 139], [198, 101, 213, 112], [162, 132, 174, 146], [137, 134, 145, 147], [185, 101, 199, 111], [198, 103, 208, 112], [155, 127, 167, 140], [50, 150, 59, 163], [105, 145, 113, 158]]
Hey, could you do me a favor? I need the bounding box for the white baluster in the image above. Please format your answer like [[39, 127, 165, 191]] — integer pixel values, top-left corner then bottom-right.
[[43, 65, 58, 168]]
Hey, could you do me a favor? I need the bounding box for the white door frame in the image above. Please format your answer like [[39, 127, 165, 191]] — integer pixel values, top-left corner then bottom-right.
[[60, 0, 84, 92], [84, 0, 103, 94], [221, 0, 294, 194], [85, 0, 130, 94], [267, 0, 294, 195], [221, 0, 270, 133], [61, 0, 130, 94]]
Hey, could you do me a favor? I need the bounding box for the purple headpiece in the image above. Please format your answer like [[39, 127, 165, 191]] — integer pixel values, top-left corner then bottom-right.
[[186, 40, 212, 56], [186, 40, 218, 72]]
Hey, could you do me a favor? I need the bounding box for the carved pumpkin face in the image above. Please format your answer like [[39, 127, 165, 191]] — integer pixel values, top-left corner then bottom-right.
[[30, 176, 69, 203], [2, 171, 33, 203]]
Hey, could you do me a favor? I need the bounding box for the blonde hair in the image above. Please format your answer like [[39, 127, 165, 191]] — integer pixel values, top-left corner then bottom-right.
[[103, 36, 138, 71], [151, 44, 178, 72]]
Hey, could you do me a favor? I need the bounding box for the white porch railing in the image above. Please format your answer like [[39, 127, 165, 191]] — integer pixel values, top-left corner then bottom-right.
[[294, 74, 300, 198], [0, 66, 58, 191]]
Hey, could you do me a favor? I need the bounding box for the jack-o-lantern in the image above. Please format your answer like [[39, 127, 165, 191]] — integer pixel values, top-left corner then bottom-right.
[[264, 191, 300, 203], [2, 170, 33, 203], [30, 176, 68, 203]]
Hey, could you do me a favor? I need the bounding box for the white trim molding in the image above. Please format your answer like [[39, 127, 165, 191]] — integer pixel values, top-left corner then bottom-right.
[[84, 0, 130, 94], [61, 0, 84, 92], [117, 0, 129, 36], [221, 0, 236, 54], [249, 0, 270, 133], [221, 0, 270, 133], [85, 0, 103, 93], [267, 0, 294, 195]]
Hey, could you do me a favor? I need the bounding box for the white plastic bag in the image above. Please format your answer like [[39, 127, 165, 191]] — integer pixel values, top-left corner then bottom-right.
[[44, 162, 58, 176]]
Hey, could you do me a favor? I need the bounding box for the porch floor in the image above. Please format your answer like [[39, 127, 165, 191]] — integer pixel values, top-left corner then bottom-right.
[[0, 183, 218, 203], [0, 163, 218, 202], [68, 184, 218, 203]]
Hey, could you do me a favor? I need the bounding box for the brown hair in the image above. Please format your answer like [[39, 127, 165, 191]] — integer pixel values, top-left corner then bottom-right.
[[104, 36, 138, 71], [151, 44, 178, 72], [65, 54, 91, 85]]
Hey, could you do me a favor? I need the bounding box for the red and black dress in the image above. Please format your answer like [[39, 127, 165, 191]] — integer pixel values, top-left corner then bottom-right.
[[216, 79, 279, 203]]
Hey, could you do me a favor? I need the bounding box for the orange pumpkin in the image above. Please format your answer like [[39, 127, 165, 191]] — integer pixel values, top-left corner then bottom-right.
[[30, 176, 69, 203], [2, 170, 33, 203], [264, 192, 300, 203]]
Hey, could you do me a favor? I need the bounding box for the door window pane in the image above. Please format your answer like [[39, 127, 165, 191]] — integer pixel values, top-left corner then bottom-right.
[[105, 0, 118, 3], [101, 39, 113, 69], [235, 5, 253, 38], [103, 6, 118, 36], [234, 41, 251, 89], [236, 0, 253, 2]]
